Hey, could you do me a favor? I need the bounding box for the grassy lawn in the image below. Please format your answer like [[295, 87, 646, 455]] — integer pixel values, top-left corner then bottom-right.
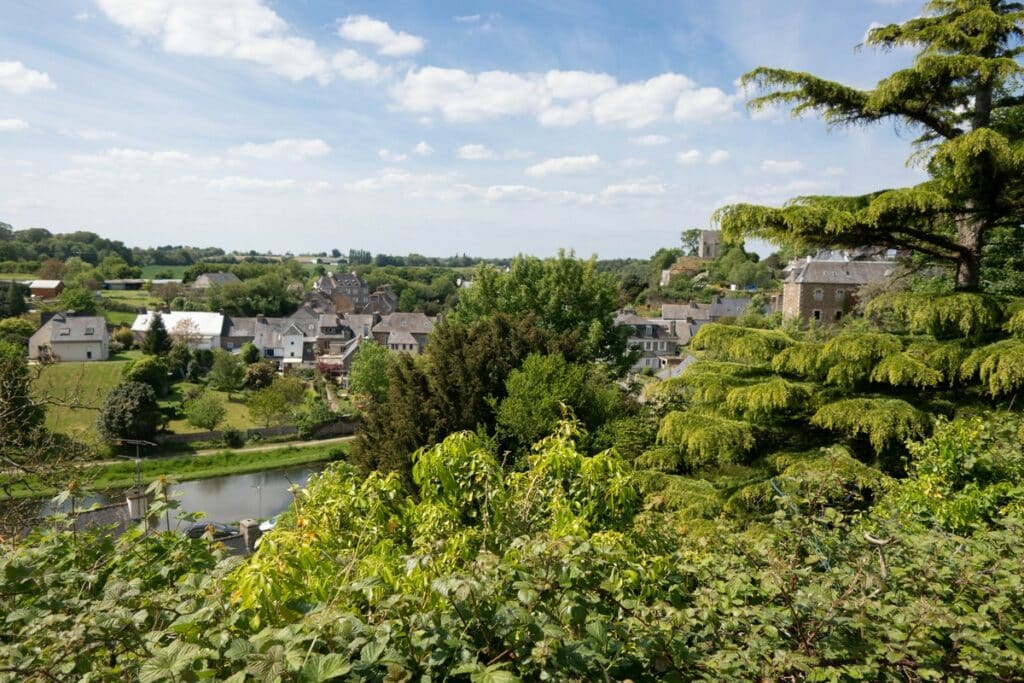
[[141, 264, 190, 279], [102, 310, 140, 326], [33, 359, 131, 438], [0, 271, 36, 280], [0, 442, 350, 500], [164, 383, 261, 433]]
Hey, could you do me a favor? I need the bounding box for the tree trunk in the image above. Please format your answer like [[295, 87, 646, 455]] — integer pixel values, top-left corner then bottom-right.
[[954, 211, 984, 290]]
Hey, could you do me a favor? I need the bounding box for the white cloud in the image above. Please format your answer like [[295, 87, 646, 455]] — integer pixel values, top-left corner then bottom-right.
[[456, 144, 498, 161], [592, 73, 692, 128], [707, 149, 730, 165], [206, 176, 297, 191], [345, 168, 452, 194], [677, 149, 701, 165], [229, 138, 330, 161], [538, 101, 590, 127], [620, 157, 648, 169], [332, 49, 388, 82], [378, 148, 408, 163], [413, 141, 433, 156], [629, 134, 670, 146], [454, 14, 480, 23], [0, 119, 29, 132], [602, 178, 668, 198], [95, 0, 331, 82], [761, 159, 804, 174], [392, 67, 548, 123], [544, 70, 616, 100], [74, 147, 231, 169], [50, 167, 142, 185], [58, 127, 116, 140], [525, 154, 603, 177], [0, 61, 55, 94], [674, 87, 737, 122], [392, 67, 722, 129], [337, 15, 424, 57]]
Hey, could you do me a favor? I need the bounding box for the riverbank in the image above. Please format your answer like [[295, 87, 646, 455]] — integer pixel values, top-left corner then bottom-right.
[[0, 441, 350, 501]]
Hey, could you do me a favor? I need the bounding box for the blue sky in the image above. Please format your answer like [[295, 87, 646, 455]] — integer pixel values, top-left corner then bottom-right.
[[1, 0, 927, 258]]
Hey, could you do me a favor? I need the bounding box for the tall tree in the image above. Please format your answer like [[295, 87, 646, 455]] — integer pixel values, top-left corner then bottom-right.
[[207, 349, 244, 398], [348, 340, 391, 403], [141, 313, 171, 356], [715, 0, 1024, 290]]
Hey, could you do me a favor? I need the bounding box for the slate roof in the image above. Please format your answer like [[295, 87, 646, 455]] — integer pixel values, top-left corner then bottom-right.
[[387, 330, 419, 347], [39, 313, 108, 343], [372, 312, 435, 336], [343, 314, 377, 337], [787, 260, 896, 285], [29, 279, 63, 289]]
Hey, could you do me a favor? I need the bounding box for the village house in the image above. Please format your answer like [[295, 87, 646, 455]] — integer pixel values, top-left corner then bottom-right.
[[615, 312, 684, 372], [782, 252, 897, 322], [29, 312, 109, 362], [314, 272, 369, 313], [661, 295, 753, 337], [372, 312, 436, 354], [28, 279, 64, 299], [131, 311, 225, 350], [191, 272, 241, 290], [698, 229, 722, 260]]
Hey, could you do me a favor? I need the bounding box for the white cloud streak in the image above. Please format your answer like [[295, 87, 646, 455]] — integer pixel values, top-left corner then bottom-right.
[[0, 61, 55, 94], [525, 154, 603, 177], [337, 15, 424, 57], [0, 118, 29, 131], [229, 138, 330, 161]]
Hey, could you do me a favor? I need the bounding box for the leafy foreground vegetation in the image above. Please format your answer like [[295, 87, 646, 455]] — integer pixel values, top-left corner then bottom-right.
[[2, 417, 1024, 681]]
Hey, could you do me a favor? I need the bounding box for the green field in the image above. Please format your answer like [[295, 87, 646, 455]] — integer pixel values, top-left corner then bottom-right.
[[103, 310, 139, 325], [33, 359, 131, 438], [1, 442, 350, 500], [0, 272, 35, 281], [141, 265, 190, 279], [163, 383, 262, 433]]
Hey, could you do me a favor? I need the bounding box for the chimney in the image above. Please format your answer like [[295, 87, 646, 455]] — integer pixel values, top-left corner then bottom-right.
[[239, 518, 262, 552]]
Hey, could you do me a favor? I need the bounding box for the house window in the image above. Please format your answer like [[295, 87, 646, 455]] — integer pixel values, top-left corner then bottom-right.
[[86, 351, 92, 359], [835, 288, 846, 302], [226, 342, 234, 350], [813, 288, 824, 302], [85, 327, 95, 336], [835, 311, 843, 321], [813, 310, 822, 320], [59, 328, 70, 336]]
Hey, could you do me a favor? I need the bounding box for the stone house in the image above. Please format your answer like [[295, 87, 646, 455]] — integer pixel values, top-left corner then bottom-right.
[[28, 279, 64, 299], [372, 312, 435, 354], [698, 230, 722, 260], [782, 254, 896, 322], [616, 312, 683, 372], [314, 272, 369, 313], [29, 312, 109, 362]]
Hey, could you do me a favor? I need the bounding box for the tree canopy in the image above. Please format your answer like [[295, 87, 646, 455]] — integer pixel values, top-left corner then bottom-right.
[[715, 0, 1024, 290]]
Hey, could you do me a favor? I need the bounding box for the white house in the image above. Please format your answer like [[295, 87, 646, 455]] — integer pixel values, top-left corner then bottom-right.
[[131, 311, 225, 350], [29, 313, 109, 362]]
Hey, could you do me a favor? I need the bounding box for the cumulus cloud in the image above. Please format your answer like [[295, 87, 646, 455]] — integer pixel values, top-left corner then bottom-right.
[[674, 87, 737, 122], [0, 61, 55, 94], [392, 67, 734, 128], [413, 141, 433, 156], [456, 144, 498, 161], [707, 149, 730, 165], [524, 154, 603, 177], [332, 49, 388, 82], [229, 138, 330, 161], [629, 134, 670, 146], [761, 159, 804, 174], [337, 15, 424, 57], [592, 73, 692, 128], [344, 168, 453, 194], [677, 149, 701, 165], [378, 148, 408, 162], [0, 119, 29, 132], [95, 0, 331, 82], [454, 14, 480, 23]]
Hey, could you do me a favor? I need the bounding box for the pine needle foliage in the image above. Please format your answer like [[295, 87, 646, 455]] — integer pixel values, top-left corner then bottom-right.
[[960, 339, 1024, 396], [904, 339, 966, 382], [811, 398, 930, 454], [724, 378, 815, 420], [864, 292, 1004, 339], [690, 323, 794, 364], [771, 341, 825, 379], [657, 411, 756, 469], [647, 360, 767, 405], [819, 332, 903, 388], [870, 352, 946, 388], [1005, 308, 1024, 339]]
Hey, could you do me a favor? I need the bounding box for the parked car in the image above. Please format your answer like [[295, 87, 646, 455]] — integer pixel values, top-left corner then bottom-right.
[[185, 522, 238, 539]]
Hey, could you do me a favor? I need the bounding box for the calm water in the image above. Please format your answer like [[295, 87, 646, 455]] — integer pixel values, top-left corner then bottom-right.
[[21, 464, 324, 532]]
